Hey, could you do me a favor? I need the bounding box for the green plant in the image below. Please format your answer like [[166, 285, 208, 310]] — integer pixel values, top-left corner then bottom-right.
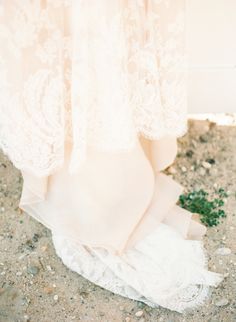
[[178, 187, 228, 227]]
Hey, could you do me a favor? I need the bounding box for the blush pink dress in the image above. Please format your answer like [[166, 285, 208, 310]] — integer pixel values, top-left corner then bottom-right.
[[0, 0, 224, 313]]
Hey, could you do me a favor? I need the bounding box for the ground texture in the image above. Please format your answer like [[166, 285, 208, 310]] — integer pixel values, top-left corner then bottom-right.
[[0, 119, 235, 322]]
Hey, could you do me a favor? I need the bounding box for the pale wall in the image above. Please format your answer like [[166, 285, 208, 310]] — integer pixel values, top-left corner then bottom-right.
[[187, 0, 236, 113]]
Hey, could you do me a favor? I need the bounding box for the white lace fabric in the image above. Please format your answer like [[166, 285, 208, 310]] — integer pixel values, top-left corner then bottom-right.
[[0, 1, 225, 314], [0, 0, 188, 176], [52, 223, 224, 314]]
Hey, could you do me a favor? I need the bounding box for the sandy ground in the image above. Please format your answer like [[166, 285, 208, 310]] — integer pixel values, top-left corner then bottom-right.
[[0, 119, 235, 322]]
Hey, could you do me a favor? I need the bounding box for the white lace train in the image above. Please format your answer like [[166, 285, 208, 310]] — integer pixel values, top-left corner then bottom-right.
[[51, 221, 224, 314]]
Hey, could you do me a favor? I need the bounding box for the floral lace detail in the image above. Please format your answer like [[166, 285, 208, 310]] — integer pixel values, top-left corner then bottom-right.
[[52, 223, 224, 313], [0, 0, 188, 176]]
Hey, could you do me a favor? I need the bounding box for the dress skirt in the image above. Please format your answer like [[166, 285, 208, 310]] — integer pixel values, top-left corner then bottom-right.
[[0, 0, 224, 313], [19, 136, 224, 313]]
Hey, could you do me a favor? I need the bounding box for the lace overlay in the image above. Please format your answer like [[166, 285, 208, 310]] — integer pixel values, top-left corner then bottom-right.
[[52, 223, 224, 313], [0, 0, 188, 175]]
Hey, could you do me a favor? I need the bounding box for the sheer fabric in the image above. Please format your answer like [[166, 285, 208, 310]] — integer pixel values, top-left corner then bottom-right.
[[0, 0, 224, 313], [0, 0, 188, 175]]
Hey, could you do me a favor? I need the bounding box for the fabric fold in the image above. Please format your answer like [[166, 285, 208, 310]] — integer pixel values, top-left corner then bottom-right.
[[19, 136, 207, 256]]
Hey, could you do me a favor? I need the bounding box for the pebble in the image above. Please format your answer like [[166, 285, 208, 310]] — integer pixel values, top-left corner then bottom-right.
[[215, 247, 232, 255], [41, 245, 48, 252], [44, 286, 54, 294], [53, 294, 59, 301], [135, 310, 144, 317], [202, 161, 212, 169], [119, 306, 124, 311], [125, 318, 131, 322], [16, 271, 23, 276], [214, 298, 229, 307], [181, 166, 187, 173], [32, 233, 40, 242], [18, 254, 27, 260], [186, 149, 194, 157], [27, 265, 39, 276], [199, 134, 208, 143], [206, 158, 215, 164]]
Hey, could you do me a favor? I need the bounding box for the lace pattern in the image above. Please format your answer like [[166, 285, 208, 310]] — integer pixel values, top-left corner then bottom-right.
[[0, 0, 188, 176], [52, 223, 224, 313]]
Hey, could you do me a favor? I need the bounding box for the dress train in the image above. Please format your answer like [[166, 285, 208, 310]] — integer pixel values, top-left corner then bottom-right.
[[19, 136, 224, 313]]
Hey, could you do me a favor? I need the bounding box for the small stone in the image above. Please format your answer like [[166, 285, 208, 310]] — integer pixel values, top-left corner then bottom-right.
[[202, 161, 212, 169], [215, 298, 229, 307], [25, 239, 35, 251], [206, 158, 215, 164], [44, 287, 53, 294], [181, 166, 187, 173], [215, 247, 231, 255], [0, 271, 6, 275], [186, 150, 194, 158], [32, 233, 40, 242], [186, 149, 194, 157], [41, 245, 48, 252], [119, 306, 124, 311], [18, 254, 27, 260], [27, 265, 39, 276], [135, 310, 144, 317], [16, 271, 22, 276], [199, 134, 208, 143], [125, 318, 131, 322], [53, 294, 59, 301], [46, 265, 52, 271]]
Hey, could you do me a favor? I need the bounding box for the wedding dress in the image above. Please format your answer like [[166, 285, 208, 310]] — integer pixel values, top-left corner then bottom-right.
[[0, 0, 224, 313]]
